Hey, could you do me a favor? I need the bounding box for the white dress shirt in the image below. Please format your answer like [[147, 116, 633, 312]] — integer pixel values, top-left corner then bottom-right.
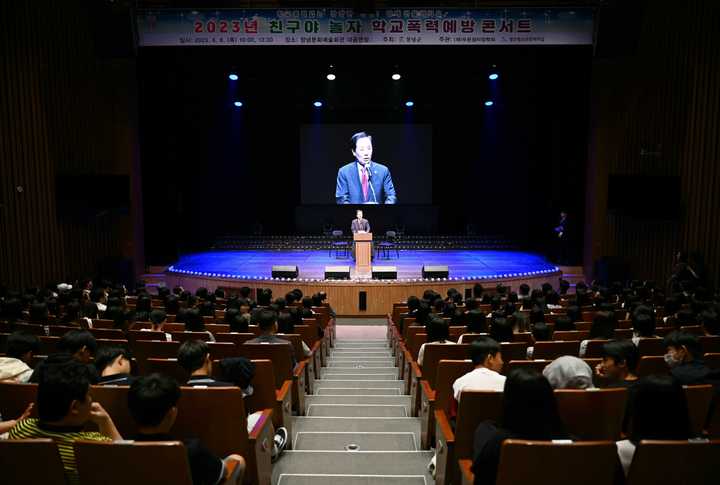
[[452, 366, 506, 400]]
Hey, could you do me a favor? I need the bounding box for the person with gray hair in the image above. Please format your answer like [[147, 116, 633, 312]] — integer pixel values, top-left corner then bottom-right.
[[542, 355, 595, 389]]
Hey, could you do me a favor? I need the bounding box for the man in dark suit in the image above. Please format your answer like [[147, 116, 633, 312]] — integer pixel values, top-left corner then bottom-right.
[[351, 210, 372, 261], [336, 131, 397, 204]]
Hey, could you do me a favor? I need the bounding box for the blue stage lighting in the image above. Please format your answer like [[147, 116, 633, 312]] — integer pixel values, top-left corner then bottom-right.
[[405, 100, 414, 107], [313, 100, 323, 108], [233, 101, 243, 107], [228, 73, 239, 81], [484, 100, 494, 106], [488, 73, 499, 80]]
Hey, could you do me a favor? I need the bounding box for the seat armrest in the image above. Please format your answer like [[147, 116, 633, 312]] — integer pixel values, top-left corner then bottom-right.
[[458, 459, 474, 485], [293, 360, 307, 379], [420, 380, 436, 402], [275, 380, 292, 403], [248, 409, 273, 440], [247, 408, 274, 485], [435, 409, 456, 485]]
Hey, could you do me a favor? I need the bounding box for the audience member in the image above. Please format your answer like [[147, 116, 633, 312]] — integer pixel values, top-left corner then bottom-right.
[[183, 308, 216, 342], [9, 359, 122, 484], [543, 356, 594, 389], [0, 331, 39, 382], [663, 331, 717, 385], [128, 374, 245, 484], [417, 317, 456, 366], [94, 346, 133, 385], [178, 340, 234, 387], [489, 317, 513, 343], [596, 340, 639, 387], [245, 309, 297, 368], [615, 375, 692, 476], [579, 311, 615, 357], [526, 322, 553, 359], [471, 369, 567, 485], [452, 337, 506, 400]]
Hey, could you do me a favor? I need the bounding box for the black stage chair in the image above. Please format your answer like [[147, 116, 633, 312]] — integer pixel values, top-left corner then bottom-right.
[[377, 230, 399, 259], [329, 230, 350, 259]]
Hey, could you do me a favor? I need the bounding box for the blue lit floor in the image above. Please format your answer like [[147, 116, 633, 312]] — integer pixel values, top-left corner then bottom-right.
[[168, 250, 558, 281]]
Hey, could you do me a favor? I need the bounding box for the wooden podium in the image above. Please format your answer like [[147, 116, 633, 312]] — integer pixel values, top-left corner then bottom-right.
[[353, 232, 372, 276]]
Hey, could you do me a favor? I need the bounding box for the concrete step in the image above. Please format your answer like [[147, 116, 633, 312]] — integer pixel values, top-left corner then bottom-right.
[[334, 340, 388, 345], [314, 379, 403, 389], [329, 352, 393, 358], [305, 395, 410, 408], [277, 474, 425, 485], [320, 366, 398, 374], [334, 342, 389, 349], [321, 372, 397, 380], [272, 451, 433, 483], [307, 404, 407, 417], [292, 417, 421, 437], [327, 361, 397, 368], [315, 387, 402, 396], [293, 431, 417, 451]]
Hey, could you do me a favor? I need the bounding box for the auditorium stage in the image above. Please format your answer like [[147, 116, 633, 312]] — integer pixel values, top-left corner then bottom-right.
[[165, 249, 561, 316]]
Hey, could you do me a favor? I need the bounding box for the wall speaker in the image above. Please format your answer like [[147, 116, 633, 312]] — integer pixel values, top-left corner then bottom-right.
[[422, 265, 449, 279], [271, 265, 298, 278], [325, 265, 351, 280], [372, 266, 397, 280]]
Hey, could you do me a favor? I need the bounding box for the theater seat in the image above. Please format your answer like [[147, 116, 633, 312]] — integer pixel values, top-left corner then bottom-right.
[[555, 388, 627, 440], [460, 440, 618, 485], [0, 439, 66, 485], [625, 440, 720, 485], [75, 440, 193, 485]]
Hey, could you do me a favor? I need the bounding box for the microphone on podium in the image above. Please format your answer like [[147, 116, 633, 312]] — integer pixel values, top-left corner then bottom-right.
[[366, 166, 378, 204]]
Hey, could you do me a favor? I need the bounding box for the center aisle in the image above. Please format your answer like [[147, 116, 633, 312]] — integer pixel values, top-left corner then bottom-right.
[[271, 328, 434, 485]]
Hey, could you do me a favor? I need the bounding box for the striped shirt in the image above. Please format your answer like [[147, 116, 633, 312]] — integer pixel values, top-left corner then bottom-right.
[[8, 418, 111, 484]]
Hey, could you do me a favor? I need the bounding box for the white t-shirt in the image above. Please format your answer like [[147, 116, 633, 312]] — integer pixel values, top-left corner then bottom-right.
[[616, 440, 636, 477], [452, 366, 506, 400], [417, 340, 455, 366]]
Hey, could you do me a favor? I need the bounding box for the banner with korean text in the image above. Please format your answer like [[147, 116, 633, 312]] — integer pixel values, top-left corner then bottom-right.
[[137, 8, 594, 47]]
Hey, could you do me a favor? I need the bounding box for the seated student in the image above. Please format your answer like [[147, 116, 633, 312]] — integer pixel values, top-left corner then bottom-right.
[[230, 313, 251, 333], [183, 308, 216, 342], [543, 356, 595, 389], [458, 310, 487, 343], [631, 312, 660, 346], [9, 358, 122, 484], [95, 346, 133, 385], [276, 312, 312, 357], [245, 309, 297, 368], [663, 331, 717, 385], [218, 358, 288, 462], [553, 315, 576, 332], [526, 322, 553, 359], [595, 339, 640, 387], [299, 297, 315, 319], [140, 309, 172, 341], [565, 305, 582, 325], [0, 403, 33, 438], [615, 375, 692, 476], [0, 331, 40, 383], [579, 311, 615, 357], [471, 369, 568, 485], [417, 317, 456, 366], [700, 310, 720, 336], [127, 374, 245, 485], [452, 337, 506, 400], [489, 317, 514, 343], [178, 340, 234, 387], [29, 329, 99, 383]]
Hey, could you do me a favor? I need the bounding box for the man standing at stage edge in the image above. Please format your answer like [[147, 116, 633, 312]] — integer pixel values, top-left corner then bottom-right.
[[336, 131, 397, 204]]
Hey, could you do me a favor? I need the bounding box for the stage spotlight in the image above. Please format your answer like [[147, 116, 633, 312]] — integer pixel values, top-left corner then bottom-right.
[[484, 100, 494, 106], [488, 73, 499, 80], [405, 100, 414, 107], [313, 100, 323, 108], [326, 73, 336, 81], [228, 73, 239, 81], [233, 101, 243, 107], [392, 73, 401, 81]]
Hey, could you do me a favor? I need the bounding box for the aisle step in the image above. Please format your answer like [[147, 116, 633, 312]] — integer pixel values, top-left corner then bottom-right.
[[321, 366, 398, 374], [306, 395, 410, 407], [314, 379, 403, 389], [294, 431, 417, 451], [307, 403, 407, 417], [277, 474, 425, 485], [292, 417, 420, 443], [315, 387, 401, 396], [321, 372, 397, 380]]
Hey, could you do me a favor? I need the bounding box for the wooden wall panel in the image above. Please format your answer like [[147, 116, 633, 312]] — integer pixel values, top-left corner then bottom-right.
[[0, 1, 142, 289], [585, 0, 720, 288]]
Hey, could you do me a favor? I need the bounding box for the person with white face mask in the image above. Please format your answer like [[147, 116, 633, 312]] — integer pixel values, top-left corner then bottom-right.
[[663, 331, 718, 385]]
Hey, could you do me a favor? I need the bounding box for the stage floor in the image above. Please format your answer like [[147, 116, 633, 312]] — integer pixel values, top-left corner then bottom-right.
[[168, 249, 557, 281]]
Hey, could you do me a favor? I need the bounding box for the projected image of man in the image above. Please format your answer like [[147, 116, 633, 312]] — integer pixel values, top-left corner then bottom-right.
[[335, 132, 397, 204]]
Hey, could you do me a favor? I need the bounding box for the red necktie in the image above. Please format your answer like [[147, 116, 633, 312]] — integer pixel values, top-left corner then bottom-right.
[[361, 166, 369, 201]]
